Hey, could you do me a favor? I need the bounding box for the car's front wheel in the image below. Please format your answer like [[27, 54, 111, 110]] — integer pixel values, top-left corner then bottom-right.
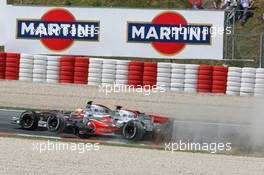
[[19, 111, 39, 130], [47, 114, 65, 132], [122, 120, 145, 141]]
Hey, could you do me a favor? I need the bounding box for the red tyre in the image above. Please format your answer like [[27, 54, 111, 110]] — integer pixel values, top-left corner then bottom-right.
[[143, 67, 157, 72], [74, 81, 87, 84], [198, 75, 212, 80], [5, 75, 18, 80], [60, 66, 75, 71], [61, 57, 75, 62], [144, 62, 157, 67], [199, 65, 213, 70], [6, 53, 20, 58], [75, 57, 89, 63], [129, 66, 144, 71], [213, 66, 228, 72], [197, 84, 212, 89], [198, 70, 213, 75], [213, 71, 227, 76], [212, 81, 227, 86], [143, 76, 157, 82], [129, 61, 144, 67], [212, 89, 226, 94], [212, 85, 226, 90], [213, 76, 227, 81], [198, 89, 211, 93], [197, 79, 212, 84], [128, 71, 143, 76], [128, 75, 142, 80], [60, 62, 75, 67], [143, 71, 157, 76]]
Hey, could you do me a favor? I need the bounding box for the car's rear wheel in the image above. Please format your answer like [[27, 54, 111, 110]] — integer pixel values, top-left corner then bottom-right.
[[19, 111, 39, 130], [47, 114, 65, 132], [122, 120, 145, 141]]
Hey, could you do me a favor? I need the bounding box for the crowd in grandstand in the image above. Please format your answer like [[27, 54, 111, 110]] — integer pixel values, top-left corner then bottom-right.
[[188, 0, 255, 25]]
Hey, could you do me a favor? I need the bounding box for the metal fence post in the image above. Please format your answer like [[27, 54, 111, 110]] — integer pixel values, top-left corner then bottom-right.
[[260, 32, 264, 68]]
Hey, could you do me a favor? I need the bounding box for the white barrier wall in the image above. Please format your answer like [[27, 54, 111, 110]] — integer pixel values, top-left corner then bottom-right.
[[0, 1, 225, 60]]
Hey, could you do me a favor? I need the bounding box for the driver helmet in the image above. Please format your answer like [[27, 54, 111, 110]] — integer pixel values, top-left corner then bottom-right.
[[75, 108, 83, 115]]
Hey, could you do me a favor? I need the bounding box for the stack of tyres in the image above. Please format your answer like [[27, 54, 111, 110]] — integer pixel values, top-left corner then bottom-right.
[[254, 68, 264, 96], [197, 65, 213, 93], [102, 59, 116, 85], [212, 66, 228, 94], [226, 67, 242, 96], [59, 56, 75, 84], [46, 56, 60, 83], [184, 64, 199, 93], [128, 61, 144, 87], [0, 52, 6, 79], [74, 57, 89, 84], [33, 55, 47, 82], [5, 53, 20, 80], [115, 60, 129, 85], [156, 63, 171, 90], [170, 63, 185, 92], [19, 54, 34, 81], [88, 58, 103, 86], [240, 67, 256, 96], [143, 62, 157, 88]]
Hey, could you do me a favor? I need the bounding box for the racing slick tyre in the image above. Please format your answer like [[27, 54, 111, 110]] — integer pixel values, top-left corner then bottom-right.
[[19, 111, 39, 130], [122, 120, 145, 141], [47, 114, 65, 133]]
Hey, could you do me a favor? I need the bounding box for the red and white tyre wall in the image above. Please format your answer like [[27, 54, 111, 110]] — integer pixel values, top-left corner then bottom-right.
[[46, 56, 60, 83], [19, 54, 33, 81], [226, 67, 242, 96], [115, 60, 129, 85], [102, 59, 116, 85], [128, 61, 144, 87], [0, 52, 5, 79], [88, 58, 103, 86], [240, 68, 256, 96], [157, 63, 171, 90], [255, 68, 264, 96], [170, 63, 185, 92], [143, 62, 157, 88], [184, 64, 199, 93], [74, 57, 89, 84]]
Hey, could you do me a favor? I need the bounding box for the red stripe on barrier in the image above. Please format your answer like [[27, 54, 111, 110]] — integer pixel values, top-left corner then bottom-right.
[[128, 61, 144, 86], [212, 66, 228, 94], [0, 52, 6, 79], [197, 65, 213, 93], [59, 56, 75, 83], [143, 62, 157, 88], [5, 53, 20, 80]]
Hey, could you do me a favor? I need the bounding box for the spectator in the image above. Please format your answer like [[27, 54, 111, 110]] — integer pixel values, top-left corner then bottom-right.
[[240, 0, 254, 25], [188, 0, 203, 9], [213, 0, 222, 9]]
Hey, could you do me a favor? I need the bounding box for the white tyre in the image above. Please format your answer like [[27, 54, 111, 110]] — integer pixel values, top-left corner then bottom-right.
[[47, 56, 60, 61], [89, 63, 103, 69], [240, 87, 254, 93], [240, 92, 253, 97], [34, 59, 47, 65], [33, 78, 46, 82], [226, 86, 240, 92], [229, 67, 242, 72], [33, 69, 47, 74], [256, 73, 264, 79], [228, 72, 241, 77], [103, 59, 117, 64], [254, 93, 264, 97], [34, 55, 47, 60], [19, 73, 33, 78], [102, 78, 115, 84], [116, 60, 129, 65], [47, 65, 59, 71], [21, 53, 34, 59], [157, 72, 170, 77], [171, 63, 185, 69], [254, 88, 264, 94], [116, 69, 128, 75], [89, 58, 103, 64], [89, 68, 102, 73], [46, 79, 59, 83], [241, 78, 255, 84], [102, 73, 115, 79], [227, 77, 241, 82], [157, 67, 171, 73], [171, 78, 185, 84], [116, 74, 127, 80], [34, 65, 46, 70], [242, 67, 256, 73], [157, 77, 170, 82], [19, 77, 33, 81], [185, 74, 198, 79], [170, 87, 184, 92], [255, 78, 264, 84], [185, 69, 197, 74], [158, 63, 171, 68], [256, 68, 264, 74], [20, 58, 34, 64], [102, 69, 115, 74], [19, 68, 33, 73], [226, 91, 240, 96], [103, 64, 116, 69], [184, 87, 197, 93], [47, 61, 60, 66], [33, 74, 46, 79], [88, 81, 101, 86], [171, 83, 184, 88], [184, 84, 197, 89], [171, 73, 185, 79], [241, 82, 255, 88], [156, 82, 171, 87], [241, 73, 256, 78], [47, 70, 59, 75], [184, 79, 197, 84], [115, 79, 128, 84], [227, 81, 241, 87], [88, 73, 102, 78], [46, 74, 59, 79], [255, 84, 264, 88], [185, 64, 199, 70], [19, 63, 34, 69], [171, 69, 185, 74], [116, 65, 128, 70], [88, 77, 101, 82]]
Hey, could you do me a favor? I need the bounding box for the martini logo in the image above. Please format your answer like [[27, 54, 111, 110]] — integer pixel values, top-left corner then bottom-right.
[[16, 8, 100, 51], [127, 12, 212, 55]]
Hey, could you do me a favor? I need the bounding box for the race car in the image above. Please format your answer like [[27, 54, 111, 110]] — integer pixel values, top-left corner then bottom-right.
[[12, 101, 171, 141]]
